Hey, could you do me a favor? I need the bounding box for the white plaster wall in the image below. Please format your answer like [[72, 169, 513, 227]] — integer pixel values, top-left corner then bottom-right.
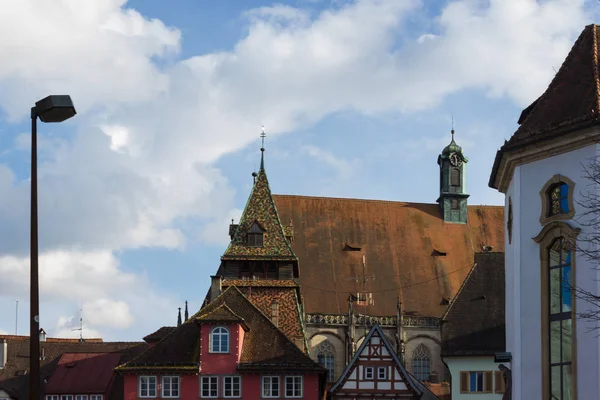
[[511, 143, 600, 400], [445, 357, 504, 400]]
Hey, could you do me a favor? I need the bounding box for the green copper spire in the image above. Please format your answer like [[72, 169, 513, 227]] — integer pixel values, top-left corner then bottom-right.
[[437, 127, 469, 224]]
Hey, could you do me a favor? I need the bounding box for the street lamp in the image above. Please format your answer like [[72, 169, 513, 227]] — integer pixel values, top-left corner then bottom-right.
[[29, 95, 76, 400]]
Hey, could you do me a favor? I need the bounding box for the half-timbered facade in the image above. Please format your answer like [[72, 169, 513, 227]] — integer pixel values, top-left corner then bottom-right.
[[329, 324, 439, 399]]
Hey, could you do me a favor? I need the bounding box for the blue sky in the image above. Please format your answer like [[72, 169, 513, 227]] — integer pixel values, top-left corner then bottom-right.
[[0, 0, 596, 341]]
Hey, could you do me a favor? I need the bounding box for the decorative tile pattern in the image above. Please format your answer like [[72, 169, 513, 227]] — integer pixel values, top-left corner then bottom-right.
[[222, 168, 297, 261]]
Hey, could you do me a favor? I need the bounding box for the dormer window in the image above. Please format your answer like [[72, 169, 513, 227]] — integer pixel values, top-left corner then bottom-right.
[[210, 326, 229, 353], [247, 222, 264, 247]]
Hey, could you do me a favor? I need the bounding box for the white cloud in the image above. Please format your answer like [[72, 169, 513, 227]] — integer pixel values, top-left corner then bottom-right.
[[301, 145, 360, 180], [0, 0, 593, 338]]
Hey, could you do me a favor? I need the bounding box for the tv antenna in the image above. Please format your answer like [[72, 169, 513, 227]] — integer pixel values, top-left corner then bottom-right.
[[346, 253, 375, 326], [71, 308, 83, 341]]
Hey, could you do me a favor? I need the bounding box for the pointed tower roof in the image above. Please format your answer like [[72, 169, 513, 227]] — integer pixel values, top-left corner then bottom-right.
[[184, 300, 189, 322], [490, 24, 600, 189], [177, 307, 182, 327], [221, 138, 297, 262]]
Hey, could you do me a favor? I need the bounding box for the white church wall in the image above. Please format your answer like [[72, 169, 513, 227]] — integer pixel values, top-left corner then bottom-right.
[[511, 142, 600, 400]]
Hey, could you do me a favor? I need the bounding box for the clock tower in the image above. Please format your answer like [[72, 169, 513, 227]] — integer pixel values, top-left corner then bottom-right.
[[436, 129, 469, 224]]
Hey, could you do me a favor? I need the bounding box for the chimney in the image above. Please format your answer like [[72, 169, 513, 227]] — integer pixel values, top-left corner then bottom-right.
[[210, 276, 222, 302], [39, 328, 46, 342], [0, 338, 6, 369]]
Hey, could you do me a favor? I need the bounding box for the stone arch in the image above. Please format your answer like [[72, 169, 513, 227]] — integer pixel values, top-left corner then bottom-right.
[[405, 334, 441, 345]]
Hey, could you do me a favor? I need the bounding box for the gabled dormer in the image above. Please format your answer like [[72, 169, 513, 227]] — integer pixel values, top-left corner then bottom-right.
[[221, 145, 299, 280], [196, 304, 249, 370]]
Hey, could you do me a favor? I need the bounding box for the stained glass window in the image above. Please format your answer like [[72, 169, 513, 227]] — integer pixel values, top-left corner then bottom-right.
[[412, 344, 431, 381], [317, 341, 335, 382], [549, 183, 570, 217], [548, 238, 574, 400]]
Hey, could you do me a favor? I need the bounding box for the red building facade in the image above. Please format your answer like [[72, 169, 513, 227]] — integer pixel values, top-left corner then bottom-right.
[[117, 286, 326, 399]]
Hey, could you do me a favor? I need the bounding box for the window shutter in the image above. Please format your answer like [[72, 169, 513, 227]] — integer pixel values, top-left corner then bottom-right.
[[460, 371, 468, 393], [484, 371, 493, 393], [495, 371, 506, 393]]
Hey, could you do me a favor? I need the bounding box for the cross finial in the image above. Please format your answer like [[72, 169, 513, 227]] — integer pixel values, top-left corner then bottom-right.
[[261, 125, 266, 151]]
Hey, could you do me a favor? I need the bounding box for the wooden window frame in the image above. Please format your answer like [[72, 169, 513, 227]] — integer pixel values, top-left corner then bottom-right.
[[284, 376, 303, 398], [459, 371, 493, 393], [162, 376, 180, 398], [223, 375, 242, 398], [262, 376, 280, 398], [138, 376, 157, 398], [200, 376, 219, 398], [533, 221, 580, 400], [539, 175, 575, 225], [210, 326, 230, 353]]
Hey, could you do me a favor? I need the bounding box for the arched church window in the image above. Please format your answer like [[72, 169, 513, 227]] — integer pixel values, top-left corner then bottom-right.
[[317, 341, 335, 382], [548, 182, 570, 216], [412, 344, 431, 381], [539, 175, 575, 225], [450, 168, 461, 187], [247, 221, 264, 247]]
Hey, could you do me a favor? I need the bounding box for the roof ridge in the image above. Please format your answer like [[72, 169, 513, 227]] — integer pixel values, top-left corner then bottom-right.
[[593, 24, 600, 116], [273, 194, 502, 208], [196, 303, 245, 322]]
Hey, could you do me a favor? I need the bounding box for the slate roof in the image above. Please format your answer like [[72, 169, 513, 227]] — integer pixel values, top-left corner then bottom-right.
[[330, 324, 439, 400], [222, 152, 298, 261], [143, 326, 176, 343], [441, 252, 505, 357], [44, 352, 122, 394], [490, 24, 600, 188], [117, 286, 325, 374], [272, 195, 504, 317], [0, 336, 145, 400]]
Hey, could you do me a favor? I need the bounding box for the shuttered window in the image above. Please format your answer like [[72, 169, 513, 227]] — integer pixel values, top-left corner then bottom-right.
[[494, 371, 506, 393], [459, 371, 496, 393]]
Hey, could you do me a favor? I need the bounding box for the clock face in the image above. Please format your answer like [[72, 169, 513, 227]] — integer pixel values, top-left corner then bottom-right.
[[450, 153, 462, 167]]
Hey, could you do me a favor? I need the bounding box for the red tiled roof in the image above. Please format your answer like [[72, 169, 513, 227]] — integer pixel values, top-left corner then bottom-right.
[[44, 353, 122, 394], [272, 195, 504, 317], [222, 279, 298, 288]]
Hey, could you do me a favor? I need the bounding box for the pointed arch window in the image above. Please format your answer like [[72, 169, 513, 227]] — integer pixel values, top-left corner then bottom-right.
[[317, 341, 335, 382], [248, 221, 265, 247], [412, 344, 431, 381]]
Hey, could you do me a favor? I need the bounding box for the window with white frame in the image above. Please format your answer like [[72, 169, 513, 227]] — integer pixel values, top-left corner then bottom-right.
[[46, 397, 58, 400], [377, 366, 387, 380], [262, 376, 280, 398], [162, 376, 180, 398], [139, 375, 157, 398], [285, 376, 303, 398], [223, 376, 241, 398], [75, 396, 88, 400], [210, 326, 229, 353], [60, 396, 73, 400], [201, 376, 219, 398], [364, 367, 374, 380], [90, 396, 103, 400]]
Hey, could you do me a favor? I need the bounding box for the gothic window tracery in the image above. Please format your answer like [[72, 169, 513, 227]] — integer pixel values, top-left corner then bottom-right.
[[412, 344, 431, 381], [317, 341, 335, 382]]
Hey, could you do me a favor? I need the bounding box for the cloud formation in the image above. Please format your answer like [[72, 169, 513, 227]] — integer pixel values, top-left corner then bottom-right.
[[0, 0, 592, 339]]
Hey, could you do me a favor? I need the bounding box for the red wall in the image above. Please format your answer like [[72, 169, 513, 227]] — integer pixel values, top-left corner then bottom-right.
[[199, 322, 243, 374], [123, 374, 199, 400]]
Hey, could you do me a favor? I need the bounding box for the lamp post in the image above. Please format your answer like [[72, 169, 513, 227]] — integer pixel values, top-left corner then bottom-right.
[[30, 95, 76, 400]]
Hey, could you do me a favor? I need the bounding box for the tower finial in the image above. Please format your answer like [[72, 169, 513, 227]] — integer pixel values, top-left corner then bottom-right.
[[260, 126, 266, 170], [185, 300, 189, 322], [177, 307, 182, 327], [451, 114, 455, 141]]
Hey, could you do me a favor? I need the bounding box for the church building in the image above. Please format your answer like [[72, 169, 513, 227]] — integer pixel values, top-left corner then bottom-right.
[[489, 23, 600, 400], [209, 129, 504, 388]]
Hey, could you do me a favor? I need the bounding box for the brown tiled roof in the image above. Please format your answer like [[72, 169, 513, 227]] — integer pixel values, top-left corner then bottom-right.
[[0, 336, 145, 400], [143, 326, 176, 343], [490, 24, 600, 188], [222, 157, 298, 261], [226, 285, 305, 345], [196, 304, 247, 327], [118, 286, 324, 374], [441, 252, 505, 357], [222, 279, 298, 288], [272, 195, 504, 317]]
